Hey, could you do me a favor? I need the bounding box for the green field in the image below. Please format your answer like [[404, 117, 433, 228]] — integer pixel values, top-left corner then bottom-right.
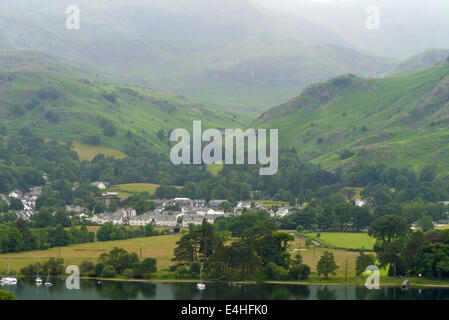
[[0, 231, 386, 280], [303, 232, 376, 250], [107, 183, 182, 198], [73, 141, 127, 161], [260, 200, 289, 207], [289, 233, 386, 277], [0, 234, 181, 275]]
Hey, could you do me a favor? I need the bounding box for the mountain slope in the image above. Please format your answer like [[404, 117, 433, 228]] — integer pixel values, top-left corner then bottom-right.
[[0, 51, 246, 153], [255, 58, 449, 175]]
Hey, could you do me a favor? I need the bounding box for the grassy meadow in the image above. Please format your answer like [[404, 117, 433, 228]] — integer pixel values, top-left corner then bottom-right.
[[72, 141, 127, 161], [106, 183, 182, 198], [0, 230, 386, 280], [289, 232, 386, 277], [303, 232, 376, 250], [0, 234, 181, 275]]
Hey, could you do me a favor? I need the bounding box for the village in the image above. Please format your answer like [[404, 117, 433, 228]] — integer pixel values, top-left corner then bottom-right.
[[0, 181, 298, 228]]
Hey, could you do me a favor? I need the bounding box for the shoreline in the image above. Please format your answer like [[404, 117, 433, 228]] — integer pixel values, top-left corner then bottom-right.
[[70, 276, 449, 288], [15, 275, 449, 288]]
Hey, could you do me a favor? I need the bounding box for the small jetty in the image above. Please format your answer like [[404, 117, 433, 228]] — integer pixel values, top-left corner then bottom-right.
[[402, 279, 409, 289]]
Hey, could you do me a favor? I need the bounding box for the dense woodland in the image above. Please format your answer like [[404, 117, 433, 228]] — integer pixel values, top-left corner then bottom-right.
[[1, 133, 449, 204]]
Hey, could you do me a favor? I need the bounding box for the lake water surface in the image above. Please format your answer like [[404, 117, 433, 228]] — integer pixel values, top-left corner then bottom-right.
[[2, 278, 449, 300]]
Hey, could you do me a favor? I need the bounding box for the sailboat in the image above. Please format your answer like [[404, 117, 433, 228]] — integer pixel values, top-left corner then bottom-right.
[[196, 263, 205, 290], [44, 271, 52, 287], [36, 265, 42, 285], [0, 258, 17, 285]]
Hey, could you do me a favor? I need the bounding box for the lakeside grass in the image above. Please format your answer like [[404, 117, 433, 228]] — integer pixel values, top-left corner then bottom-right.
[[303, 232, 376, 251]]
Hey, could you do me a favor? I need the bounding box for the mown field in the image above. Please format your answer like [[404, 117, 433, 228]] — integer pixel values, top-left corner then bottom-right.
[[0, 234, 181, 275], [289, 232, 386, 277], [303, 232, 376, 251], [260, 200, 289, 207], [107, 183, 161, 198], [106, 183, 182, 198]]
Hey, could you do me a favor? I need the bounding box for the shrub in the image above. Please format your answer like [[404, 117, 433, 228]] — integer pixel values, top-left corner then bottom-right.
[[123, 268, 134, 279], [37, 87, 62, 100], [94, 263, 105, 277], [101, 265, 116, 278], [264, 262, 288, 280], [82, 135, 101, 146], [45, 110, 60, 123], [18, 127, 33, 137], [0, 290, 16, 300], [289, 263, 311, 280], [189, 261, 201, 276], [339, 149, 354, 160], [355, 252, 376, 276], [102, 92, 117, 104], [80, 261, 95, 275], [297, 264, 311, 280]]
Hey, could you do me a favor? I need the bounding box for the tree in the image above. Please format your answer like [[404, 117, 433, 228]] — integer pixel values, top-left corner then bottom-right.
[[417, 215, 434, 232], [172, 232, 201, 267], [157, 129, 165, 141], [368, 215, 410, 244], [9, 198, 24, 211], [369, 215, 409, 277], [103, 122, 116, 137], [297, 264, 311, 280], [134, 199, 151, 215], [155, 185, 178, 199], [419, 165, 436, 183], [0, 290, 16, 300], [289, 263, 311, 280], [218, 201, 232, 212], [316, 251, 338, 279], [355, 252, 376, 276]]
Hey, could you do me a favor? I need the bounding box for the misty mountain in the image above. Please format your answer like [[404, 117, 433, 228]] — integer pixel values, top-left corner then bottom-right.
[[255, 0, 449, 60], [0, 0, 395, 111]]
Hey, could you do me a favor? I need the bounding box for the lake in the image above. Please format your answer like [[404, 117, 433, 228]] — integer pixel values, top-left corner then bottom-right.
[[2, 278, 449, 300]]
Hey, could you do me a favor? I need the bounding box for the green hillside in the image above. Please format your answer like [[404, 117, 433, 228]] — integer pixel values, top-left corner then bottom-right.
[[0, 52, 248, 152], [255, 58, 449, 175]]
